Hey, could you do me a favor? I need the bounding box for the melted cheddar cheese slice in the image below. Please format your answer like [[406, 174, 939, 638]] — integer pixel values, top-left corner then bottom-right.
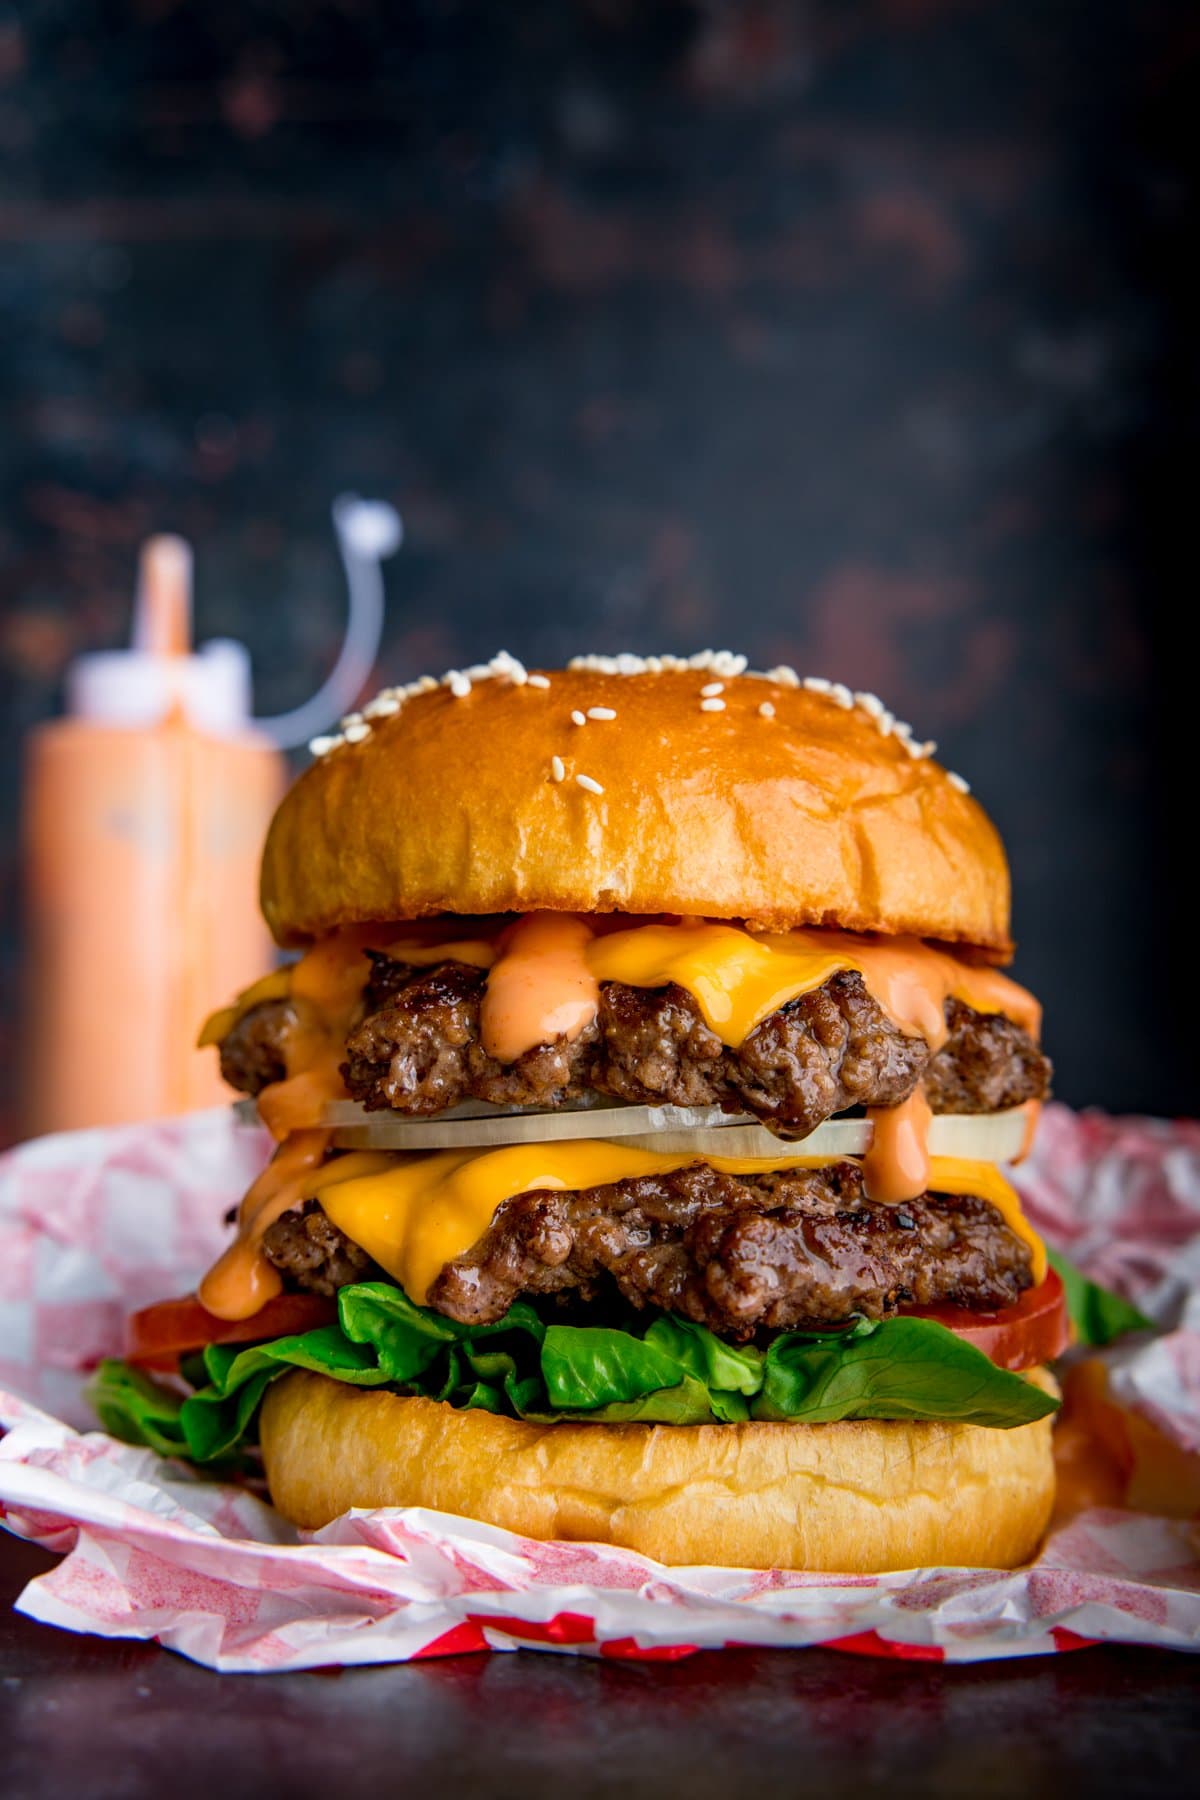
[[317, 1139, 1046, 1307], [586, 923, 852, 1045]]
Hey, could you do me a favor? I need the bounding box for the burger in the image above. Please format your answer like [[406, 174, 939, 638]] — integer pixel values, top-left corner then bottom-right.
[[97, 650, 1069, 1573]]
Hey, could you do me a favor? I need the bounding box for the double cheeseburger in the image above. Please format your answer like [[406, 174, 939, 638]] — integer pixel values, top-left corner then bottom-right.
[[103, 652, 1069, 1573]]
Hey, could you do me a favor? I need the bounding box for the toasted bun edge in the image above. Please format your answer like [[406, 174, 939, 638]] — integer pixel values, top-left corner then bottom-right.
[[260, 1368, 1057, 1572]]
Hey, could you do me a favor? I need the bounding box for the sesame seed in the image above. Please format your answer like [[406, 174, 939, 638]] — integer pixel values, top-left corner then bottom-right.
[[309, 734, 338, 756], [566, 650, 747, 678], [948, 771, 971, 793], [352, 659, 927, 767], [489, 650, 528, 684], [575, 773, 604, 795], [364, 694, 401, 719], [550, 755, 566, 782]]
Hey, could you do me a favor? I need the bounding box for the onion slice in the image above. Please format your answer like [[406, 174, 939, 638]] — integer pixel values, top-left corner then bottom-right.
[[259, 1096, 1031, 1164], [233, 1096, 1029, 1163], [327, 1099, 759, 1147], [615, 1111, 1028, 1162]]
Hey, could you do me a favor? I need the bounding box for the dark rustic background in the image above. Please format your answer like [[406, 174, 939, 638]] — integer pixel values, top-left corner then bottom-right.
[[1, 2, 1196, 1142]]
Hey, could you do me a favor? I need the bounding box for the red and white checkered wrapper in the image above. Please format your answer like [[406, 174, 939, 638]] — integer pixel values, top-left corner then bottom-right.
[[1, 1103, 1198, 1670]]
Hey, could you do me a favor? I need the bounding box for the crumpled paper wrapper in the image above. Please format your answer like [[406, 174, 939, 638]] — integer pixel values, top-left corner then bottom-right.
[[1, 1104, 1197, 1670]]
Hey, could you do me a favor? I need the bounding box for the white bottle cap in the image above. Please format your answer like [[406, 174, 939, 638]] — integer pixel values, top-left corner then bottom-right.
[[66, 537, 256, 738], [66, 503, 401, 744]]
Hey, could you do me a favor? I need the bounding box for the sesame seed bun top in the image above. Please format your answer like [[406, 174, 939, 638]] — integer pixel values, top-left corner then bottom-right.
[[259, 655, 1013, 956]]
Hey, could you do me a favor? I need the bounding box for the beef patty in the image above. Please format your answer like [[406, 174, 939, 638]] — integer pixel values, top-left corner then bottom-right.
[[222, 956, 1050, 1140], [343, 955, 1049, 1135], [219, 998, 295, 1097], [262, 1160, 1033, 1340]]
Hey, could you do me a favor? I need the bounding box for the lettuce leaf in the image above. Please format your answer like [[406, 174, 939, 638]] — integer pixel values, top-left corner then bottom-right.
[[541, 1325, 688, 1409], [754, 1317, 1056, 1428], [90, 1359, 189, 1458], [555, 1375, 743, 1426], [181, 1326, 394, 1461], [1045, 1246, 1152, 1348], [89, 1278, 1059, 1465], [644, 1315, 764, 1395]]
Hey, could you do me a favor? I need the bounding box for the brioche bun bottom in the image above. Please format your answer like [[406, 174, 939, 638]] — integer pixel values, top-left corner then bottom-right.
[[260, 1369, 1057, 1572]]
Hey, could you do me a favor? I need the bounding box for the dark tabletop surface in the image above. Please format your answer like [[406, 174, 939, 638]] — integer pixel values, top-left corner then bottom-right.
[[2, 1534, 1195, 1799]]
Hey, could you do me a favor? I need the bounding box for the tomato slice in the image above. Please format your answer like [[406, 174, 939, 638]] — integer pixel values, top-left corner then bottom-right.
[[902, 1268, 1069, 1371], [125, 1293, 336, 1371]]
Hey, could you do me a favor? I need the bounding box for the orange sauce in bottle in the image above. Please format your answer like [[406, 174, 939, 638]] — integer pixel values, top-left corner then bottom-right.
[[22, 538, 285, 1134]]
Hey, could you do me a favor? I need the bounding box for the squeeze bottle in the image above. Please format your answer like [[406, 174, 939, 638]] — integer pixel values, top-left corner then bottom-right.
[[21, 499, 402, 1137], [21, 538, 286, 1133]]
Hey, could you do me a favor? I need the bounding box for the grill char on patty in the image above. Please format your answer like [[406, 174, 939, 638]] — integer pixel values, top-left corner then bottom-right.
[[221, 955, 1050, 1139], [261, 1161, 1033, 1341]]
